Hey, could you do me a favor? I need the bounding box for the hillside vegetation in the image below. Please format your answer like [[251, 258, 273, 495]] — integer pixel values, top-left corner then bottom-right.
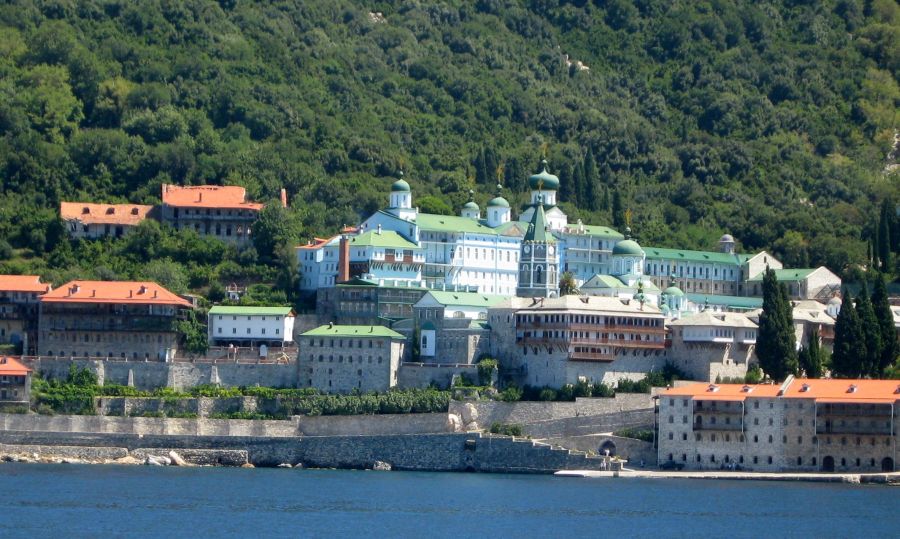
[[0, 0, 898, 296]]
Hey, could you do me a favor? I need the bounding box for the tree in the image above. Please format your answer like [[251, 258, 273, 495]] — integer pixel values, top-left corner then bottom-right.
[[176, 310, 209, 355], [872, 274, 899, 375], [611, 190, 625, 229], [831, 290, 865, 377], [252, 203, 303, 262], [877, 199, 892, 272], [755, 267, 797, 381], [855, 282, 881, 376], [559, 271, 578, 295], [799, 327, 825, 379]]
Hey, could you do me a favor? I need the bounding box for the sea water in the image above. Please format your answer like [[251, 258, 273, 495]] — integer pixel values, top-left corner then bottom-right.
[[0, 464, 897, 538]]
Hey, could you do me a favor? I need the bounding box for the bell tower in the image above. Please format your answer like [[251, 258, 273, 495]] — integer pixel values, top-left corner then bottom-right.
[[516, 198, 559, 298]]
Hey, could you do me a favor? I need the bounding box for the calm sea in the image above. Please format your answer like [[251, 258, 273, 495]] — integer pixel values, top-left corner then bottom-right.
[[0, 464, 897, 538]]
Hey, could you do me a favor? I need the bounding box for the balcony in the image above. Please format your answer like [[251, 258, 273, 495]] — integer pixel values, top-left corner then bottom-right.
[[518, 322, 665, 334], [816, 404, 893, 417], [42, 316, 179, 333], [693, 421, 743, 431], [568, 351, 615, 362], [693, 403, 744, 414], [816, 423, 893, 435]]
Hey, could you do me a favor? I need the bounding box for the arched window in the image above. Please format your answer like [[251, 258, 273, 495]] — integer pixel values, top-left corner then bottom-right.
[[535, 265, 543, 284]]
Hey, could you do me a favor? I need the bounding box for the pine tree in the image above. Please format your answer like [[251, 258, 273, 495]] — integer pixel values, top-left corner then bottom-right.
[[855, 282, 881, 376], [872, 274, 899, 375], [831, 290, 865, 377], [755, 268, 798, 381]]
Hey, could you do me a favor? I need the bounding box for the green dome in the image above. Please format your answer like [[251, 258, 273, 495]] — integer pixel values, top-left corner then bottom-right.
[[663, 285, 684, 297], [528, 160, 560, 191], [487, 196, 510, 208], [463, 201, 480, 210], [391, 179, 411, 192], [612, 239, 644, 256]]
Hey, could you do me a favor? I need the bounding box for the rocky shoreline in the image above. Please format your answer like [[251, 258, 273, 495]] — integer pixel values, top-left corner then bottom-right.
[[0, 444, 395, 471]]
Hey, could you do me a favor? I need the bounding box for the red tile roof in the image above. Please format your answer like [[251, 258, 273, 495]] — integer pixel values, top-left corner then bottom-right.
[[161, 184, 263, 211], [0, 356, 31, 376], [0, 275, 51, 294], [60, 202, 153, 226], [297, 236, 338, 250], [40, 281, 192, 307], [663, 378, 900, 404]]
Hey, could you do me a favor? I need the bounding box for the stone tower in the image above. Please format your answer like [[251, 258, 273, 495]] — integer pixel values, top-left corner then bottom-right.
[[516, 199, 559, 298]]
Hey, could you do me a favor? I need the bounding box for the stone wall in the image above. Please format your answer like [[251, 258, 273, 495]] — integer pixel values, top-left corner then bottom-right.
[[297, 413, 452, 436], [0, 413, 298, 437], [452, 394, 653, 426], [397, 363, 478, 389], [543, 434, 656, 465], [26, 358, 299, 391], [0, 427, 608, 473], [667, 342, 754, 383]]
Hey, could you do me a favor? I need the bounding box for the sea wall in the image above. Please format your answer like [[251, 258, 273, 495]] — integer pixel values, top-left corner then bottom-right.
[[543, 434, 656, 464], [0, 428, 607, 473]]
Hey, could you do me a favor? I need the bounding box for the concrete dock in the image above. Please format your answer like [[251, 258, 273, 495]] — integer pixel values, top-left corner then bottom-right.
[[555, 469, 900, 484]]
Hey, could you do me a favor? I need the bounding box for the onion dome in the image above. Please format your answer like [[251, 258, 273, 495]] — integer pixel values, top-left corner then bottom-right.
[[391, 172, 410, 192], [528, 160, 560, 191], [463, 200, 479, 211], [488, 183, 510, 208], [612, 239, 644, 256], [663, 274, 684, 297]]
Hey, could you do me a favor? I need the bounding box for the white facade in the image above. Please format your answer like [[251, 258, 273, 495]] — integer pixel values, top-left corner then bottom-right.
[[297, 237, 340, 291], [208, 308, 295, 344]]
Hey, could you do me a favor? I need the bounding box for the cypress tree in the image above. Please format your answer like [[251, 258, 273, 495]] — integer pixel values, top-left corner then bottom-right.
[[583, 148, 599, 211], [872, 274, 899, 375], [831, 290, 865, 377], [878, 200, 892, 272], [611, 190, 625, 228], [855, 282, 881, 376], [756, 268, 798, 381], [801, 326, 824, 379]]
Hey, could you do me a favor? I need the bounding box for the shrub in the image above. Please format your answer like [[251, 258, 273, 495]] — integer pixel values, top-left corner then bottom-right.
[[538, 388, 557, 401], [476, 358, 498, 386], [613, 427, 654, 442], [496, 385, 522, 402], [489, 422, 524, 436]]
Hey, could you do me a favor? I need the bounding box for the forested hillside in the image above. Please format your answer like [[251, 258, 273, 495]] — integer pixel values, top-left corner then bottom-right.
[[0, 0, 898, 297]]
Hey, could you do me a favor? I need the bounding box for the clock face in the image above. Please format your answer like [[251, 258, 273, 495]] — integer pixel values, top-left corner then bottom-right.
[[548, 246, 555, 255], [524, 245, 531, 254]]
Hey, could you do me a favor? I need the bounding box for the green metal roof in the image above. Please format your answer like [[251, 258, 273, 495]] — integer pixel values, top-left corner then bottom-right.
[[349, 230, 420, 250], [209, 306, 293, 316], [583, 275, 626, 288], [302, 325, 404, 339], [426, 291, 507, 307], [524, 203, 555, 243], [487, 196, 510, 208], [561, 224, 623, 239], [746, 268, 817, 282], [685, 293, 763, 310], [413, 212, 500, 235], [644, 246, 745, 265]]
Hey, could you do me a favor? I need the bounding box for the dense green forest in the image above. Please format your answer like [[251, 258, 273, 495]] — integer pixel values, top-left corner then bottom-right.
[[0, 0, 898, 298]]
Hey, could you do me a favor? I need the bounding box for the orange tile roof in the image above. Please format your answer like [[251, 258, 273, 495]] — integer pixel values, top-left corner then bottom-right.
[[60, 202, 153, 226], [662, 383, 781, 400], [663, 378, 900, 404], [40, 280, 192, 307], [161, 184, 264, 211], [0, 356, 31, 376], [0, 275, 51, 294], [782, 378, 900, 402]]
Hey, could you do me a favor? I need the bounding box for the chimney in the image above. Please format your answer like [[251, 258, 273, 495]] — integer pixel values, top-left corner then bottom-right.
[[280, 188, 288, 208], [338, 235, 351, 283], [153, 290, 158, 298], [198, 192, 203, 203], [139, 285, 147, 294], [129, 290, 133, 298], [376, 224, 382, 235], [91, 289, 96, 297]]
